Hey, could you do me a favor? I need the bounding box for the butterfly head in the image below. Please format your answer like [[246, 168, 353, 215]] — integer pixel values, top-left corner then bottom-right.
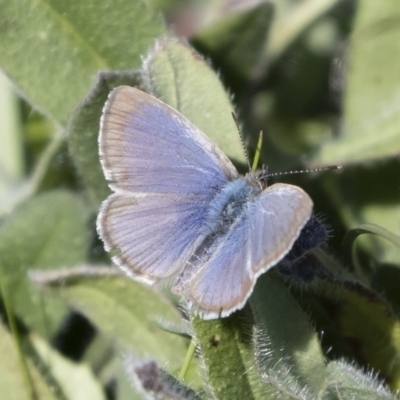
[[244, 165, 269, 191]]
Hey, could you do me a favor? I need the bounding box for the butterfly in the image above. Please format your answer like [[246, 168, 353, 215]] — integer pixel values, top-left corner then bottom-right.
[[97, 86, 313, 319]]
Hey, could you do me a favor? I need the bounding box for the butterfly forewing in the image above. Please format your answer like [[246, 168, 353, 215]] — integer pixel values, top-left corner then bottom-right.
[[99, 86, 238, 196]]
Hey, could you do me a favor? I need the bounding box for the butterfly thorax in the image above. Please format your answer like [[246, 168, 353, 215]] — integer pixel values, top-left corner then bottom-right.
[[205, 176, 262, 235]]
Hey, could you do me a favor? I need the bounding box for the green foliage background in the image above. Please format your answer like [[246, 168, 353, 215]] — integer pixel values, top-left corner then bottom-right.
[[0, 0, 399, 399]]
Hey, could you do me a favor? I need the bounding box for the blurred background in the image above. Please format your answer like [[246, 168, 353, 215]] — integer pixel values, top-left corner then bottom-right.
[[0, 0, 399, 399]]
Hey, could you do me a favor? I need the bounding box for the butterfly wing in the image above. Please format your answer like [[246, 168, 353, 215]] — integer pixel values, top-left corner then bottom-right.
[[99, 86, 238, 195], [98, 193, 210, 283], [186, 183, 313, 318], [98, 86, 238, 283]]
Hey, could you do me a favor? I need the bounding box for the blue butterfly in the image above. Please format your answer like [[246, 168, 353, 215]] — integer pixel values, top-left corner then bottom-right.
[[97, 87, 313, 319]]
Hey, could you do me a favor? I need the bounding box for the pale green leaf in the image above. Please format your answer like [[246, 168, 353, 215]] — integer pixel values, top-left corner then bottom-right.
[[251, 273, 326, 398], [0, 0, 166, 124], [298, 264, 400, 393], [31, 333, 106, 400], [31, 267, 189, 375], [323, 360, 396, 400], [0, 191, 87, 336], [321, 163, 400, 267], [68, 71, 142, 210], [0, 322, 57, 400], [194, 1, 274, 80], [143, 38, 246, 165], [313, 0, 400, 165]]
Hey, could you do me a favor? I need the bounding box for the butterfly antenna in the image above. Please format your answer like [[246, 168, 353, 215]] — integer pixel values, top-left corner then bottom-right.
[[266, 165, 342, 178], [231, 111, 251, 171]]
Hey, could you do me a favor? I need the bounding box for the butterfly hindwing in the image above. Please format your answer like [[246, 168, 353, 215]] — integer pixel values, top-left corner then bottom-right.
[[98, 193, 210, 283], [186, 184, 312, 318]]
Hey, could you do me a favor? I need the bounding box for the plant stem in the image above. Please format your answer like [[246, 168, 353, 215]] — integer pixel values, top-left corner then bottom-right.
[[179, 337, 197, 382]]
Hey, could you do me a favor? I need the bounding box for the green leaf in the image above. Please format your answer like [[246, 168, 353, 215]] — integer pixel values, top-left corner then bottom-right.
[[298, 262, 400, 393], [68, 71, 142, 210], [251, 273, 327, 397], [342, 223, 400, 275], [0, 190, 87, 336], [323, 360, 396, 400], [266, 0, 341, 63], [114, 361, 150, 400], [321, 162, 400, 267], [336, 285, 400, 392], [31, 333, 106, 400], [0, 322, 57, 400], [246, 0, 343, 166], [143, 38, 246, 165], [313, 0, 400, 165], [119, 387, 144, 400], [193, 2, 274, 81], [0, 0, 166, 124], [192, 309, 270, 400], [372, 265, 400, 314], [30, 267, 189, 375], [0, 71, 25, 216]]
